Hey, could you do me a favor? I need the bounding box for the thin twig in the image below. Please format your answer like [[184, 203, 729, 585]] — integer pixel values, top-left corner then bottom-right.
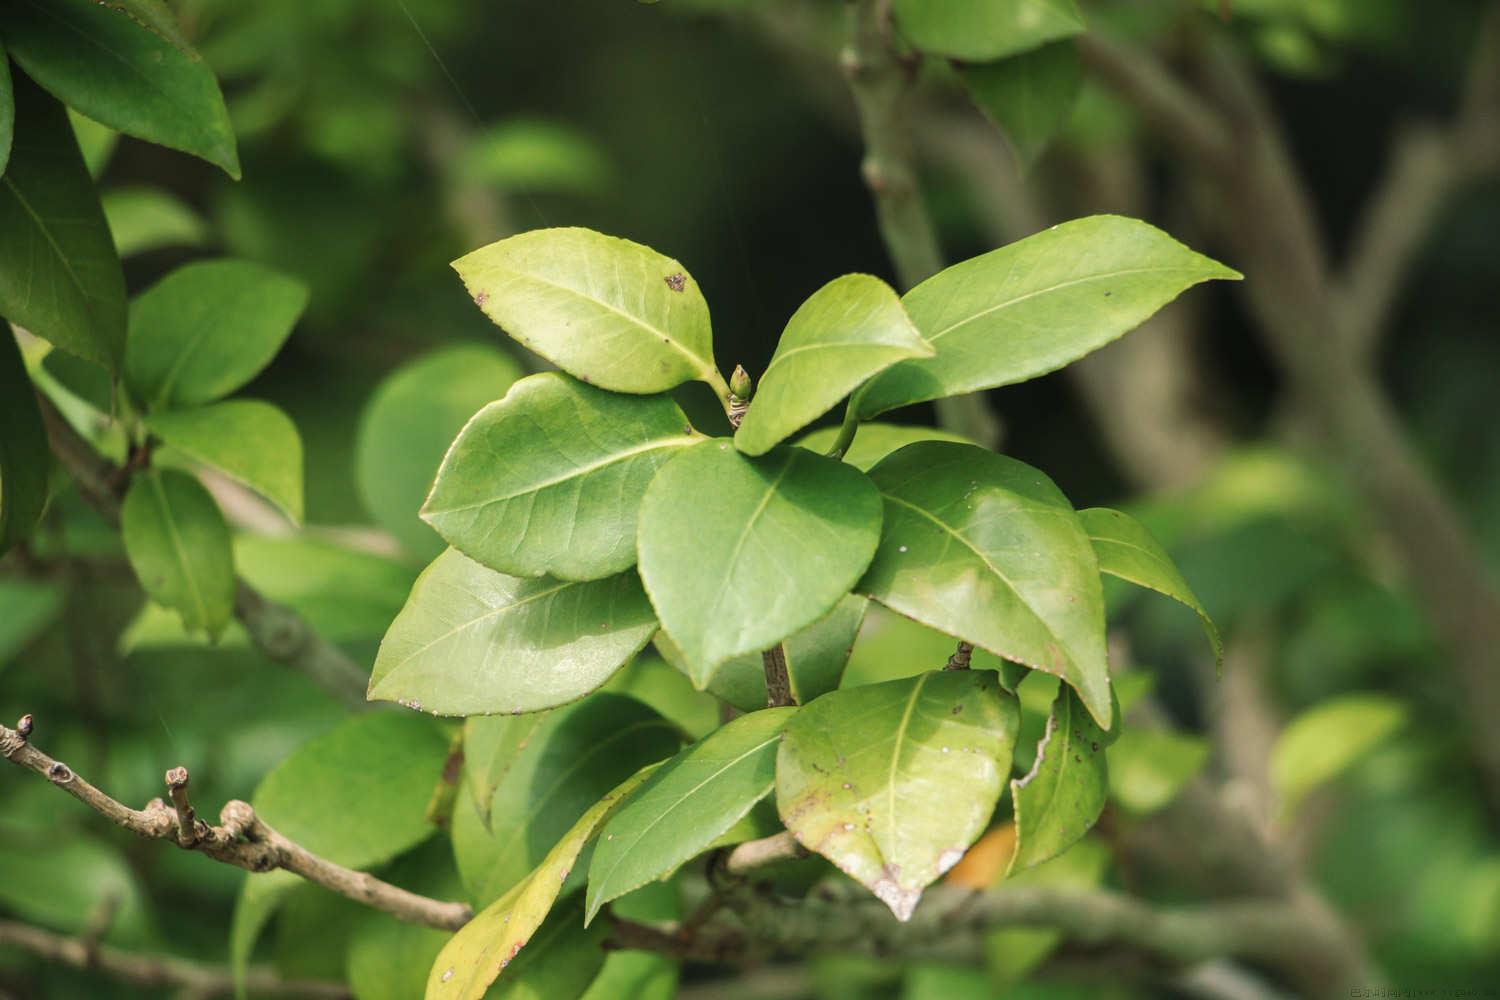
[[761, 644, 795, 708], [943, 641, 973, 671], [36, 396, 370, 708], [0, 715, 472, 931], [0, 919, 349, 998]]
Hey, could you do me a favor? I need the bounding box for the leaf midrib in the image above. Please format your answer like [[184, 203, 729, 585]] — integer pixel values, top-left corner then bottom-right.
[[500, 266, 712, 379], [425, 434, 699, 515], [880, 492, 1079, 677], [590, 730, 782, 901], [149, 473, 209, 626], [920, 264, 1211, 345]]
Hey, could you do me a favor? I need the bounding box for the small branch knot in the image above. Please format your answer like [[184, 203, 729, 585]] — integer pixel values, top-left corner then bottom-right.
[[944, 641, 974, 671], [16, 715, 33, 740], [47, 762, 74, 784]]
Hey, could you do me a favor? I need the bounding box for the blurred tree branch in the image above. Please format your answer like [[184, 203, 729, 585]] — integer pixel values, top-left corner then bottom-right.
[[0, 918, 350, 999], [0, 714, 471, 931], [35, 396, 371, 708], [1079, 12, 1500, 813]]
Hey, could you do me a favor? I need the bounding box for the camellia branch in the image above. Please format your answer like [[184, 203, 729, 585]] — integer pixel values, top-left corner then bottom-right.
[[843, 0, 1002, 449], [0, 714, 472, 932], [35, 397, 370, 708], [0, 918, 350, 999]]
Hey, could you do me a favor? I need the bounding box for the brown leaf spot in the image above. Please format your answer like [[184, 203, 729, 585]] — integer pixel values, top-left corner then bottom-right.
[[473, 291, 489, 307], [664, 273, 686, 292]]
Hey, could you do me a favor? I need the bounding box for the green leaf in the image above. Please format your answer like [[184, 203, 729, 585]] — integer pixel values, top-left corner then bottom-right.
[[797, 422, 972, 472], [0, 44, 13, 176], [853, 216, 1240, 421], [734, 274, 931, 456], [125, 259, 307, 410], [453, 694, 680, 907], [102, 185, 208, 257], [484, 895, 608, 1000], [231, 711, 450, 988], [0, 75, 126, 369], [587, 707, 796, 921], [145, 400, 303, 524], [1080, 509, 1218, 671], [357, 344, 524, 560], [0, 835, 153, 945], [655, 594, 868, 710], [778, 670, 1019, 920], [120, 469, 234, 637], [1270, 693, 1406, 816], [369, 548, 659, 716], [347, 844, 461, 1000], [1080, 507, 1222, 668], [2, 0, 239, 177], [638, 441, 882, 679], [429, 765, 657, 1000], [453, 228, 722, 396], [859, 442, 1112, 728], [0, 327, 50, 554], [1107, 727, 1209, 815], [424, 372, 700, 581], [960, 42, 1081, 167], [463, 710, 554, 825], [0, 578, 62, 668], [892, 0, 1085, 61], [1008, 685, 1114, 874], [94, 0, 196, 54]]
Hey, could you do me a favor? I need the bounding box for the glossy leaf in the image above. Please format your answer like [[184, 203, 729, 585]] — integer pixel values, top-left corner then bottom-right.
[[125, 259, 309, 410], [859, 442, 1112, 727], [655, 594, 867, 709], [1008, 685, 1113, 874], [734, 274, 931, 456], [853, 216, 1240, 421], [0, 328, 50, 555], [960, 41, 1081, 167], [3, 0, 239, 177], [428, 765, 656, 1000], [1081, 506, 1222, 668], [453, 694, 679, 906], [0, 75, 126, 369], [587, 707, 796, 920], [453, 227, 721, 395], [232, 712, 450, 988], [797, 422, 971, 472], [777, 670, 1020, 920], [120, 469, 234, 637], [892, 0, 1085, 61], [357, 344, 524, 559], [369, 548, 659, 716], [1270, 694, 1406, 815], [424, 372, 700, 580], [145, 400, 304, 523], [638, 441, 882, 677], [102, 186, 208, 257]]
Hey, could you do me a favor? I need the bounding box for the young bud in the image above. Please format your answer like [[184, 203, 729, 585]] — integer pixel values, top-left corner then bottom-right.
[[729, 364, 753, 401]]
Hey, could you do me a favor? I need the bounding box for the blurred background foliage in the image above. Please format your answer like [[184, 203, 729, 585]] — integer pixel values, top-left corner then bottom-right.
[[3, 0, 1499, 995]]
